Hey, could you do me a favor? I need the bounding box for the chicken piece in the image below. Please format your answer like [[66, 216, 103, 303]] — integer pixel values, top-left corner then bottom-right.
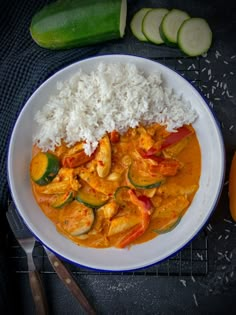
[[79, 168, 120, 195], [96, 134, 111, 178], [38, 168, 80, 194], [100, 201, 119, 219], [108, 215, 141, 236], [157, 183, 199, 198], [152, 196, 189, 219]]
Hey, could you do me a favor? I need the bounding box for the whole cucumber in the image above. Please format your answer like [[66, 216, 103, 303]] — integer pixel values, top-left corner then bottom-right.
[[30, 0, 127, 49]]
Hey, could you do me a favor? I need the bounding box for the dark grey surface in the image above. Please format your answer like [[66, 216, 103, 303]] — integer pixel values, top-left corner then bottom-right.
[[1, 0, 236, 314]]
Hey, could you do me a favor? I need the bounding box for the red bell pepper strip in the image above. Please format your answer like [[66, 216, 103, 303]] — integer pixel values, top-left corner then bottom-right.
[[109, 130, 120, 143], [138, 126, 192, 160], [160, 126, 192, 150], [128, 190, 153, 213], [149, 159, 181, 176], [117, 190, 152, 248], [62, 150, 95, 168], [138, 148, 164, 163]]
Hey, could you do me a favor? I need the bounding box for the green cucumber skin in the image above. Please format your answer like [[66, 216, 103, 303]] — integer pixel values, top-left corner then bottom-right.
[[142, 8, 169, 45], [52, 192, 74, 209], [75, 194, 107, 209], [128, 166, 165, 189], [153, 216, 182, 234], [159, 9, 190, 47], [159, 22, 177, 47], [114, 186, 130, 204], [30, 0, 124, 49], [34, 153, 60, 186]]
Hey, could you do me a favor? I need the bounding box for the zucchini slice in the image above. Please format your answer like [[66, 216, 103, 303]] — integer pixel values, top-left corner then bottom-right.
[[142, 8, 169, 44], [178, 18, 212, 56], [152, 215, 182, 234], [30, 0, 127, 50], [114, 186, 131, 205], [160, 9, 190, 46], [130, 8, 151, 41], [51, 191, 74, 209], [57, 201, 94, 236], [30, 152, 60, 186], [76, 181, 109, 208], [128, 161, 165, 189]]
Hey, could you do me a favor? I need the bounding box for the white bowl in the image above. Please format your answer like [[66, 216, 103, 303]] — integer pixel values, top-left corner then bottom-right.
[[8, 55, 225, 271]]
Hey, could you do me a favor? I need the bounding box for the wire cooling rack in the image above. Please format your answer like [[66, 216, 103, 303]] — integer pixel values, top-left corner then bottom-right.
[[6, 229, 208, 276], [6, 55, 209, 277]]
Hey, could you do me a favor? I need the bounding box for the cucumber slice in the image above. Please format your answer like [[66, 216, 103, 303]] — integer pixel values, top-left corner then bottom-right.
[[128, 161, 165, 189], [142, 8, 169, 44], [160, 9, 190, 46], [51, 191, 74, 209], [58, 200, 94, 236], [30, 152, 60, 186], [130, 8, 151, 41], [76, 181, 109, 208], [178, 18, 212, 56]]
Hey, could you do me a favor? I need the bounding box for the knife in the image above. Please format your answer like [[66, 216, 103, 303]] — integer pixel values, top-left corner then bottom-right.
[[43, 246, 96, 315]]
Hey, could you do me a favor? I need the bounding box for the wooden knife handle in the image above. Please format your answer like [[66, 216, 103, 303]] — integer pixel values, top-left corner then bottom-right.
[[28, 270, 49, 315], [44, 247, 96, 315]]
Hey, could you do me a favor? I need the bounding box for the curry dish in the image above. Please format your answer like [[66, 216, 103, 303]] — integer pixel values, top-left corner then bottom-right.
[[30, 123, 201, 248]]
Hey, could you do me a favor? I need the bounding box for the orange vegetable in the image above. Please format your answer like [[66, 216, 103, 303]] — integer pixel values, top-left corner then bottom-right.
[[149, 158, 181, 176], [109, 130, 120, 143], [62, 150, 94, 168], [229, 152, 236, 221]]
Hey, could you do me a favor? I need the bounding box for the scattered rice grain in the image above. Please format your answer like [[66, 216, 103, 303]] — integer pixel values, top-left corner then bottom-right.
[[197, 253, 203, 260], [193, 294, 198, 307], [180, 279, 187, 287], [191, 275, 196, 283], [224, 219, 233, 224]]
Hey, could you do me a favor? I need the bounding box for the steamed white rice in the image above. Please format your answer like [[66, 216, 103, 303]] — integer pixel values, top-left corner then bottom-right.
[[33, 62, 198, 155]]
